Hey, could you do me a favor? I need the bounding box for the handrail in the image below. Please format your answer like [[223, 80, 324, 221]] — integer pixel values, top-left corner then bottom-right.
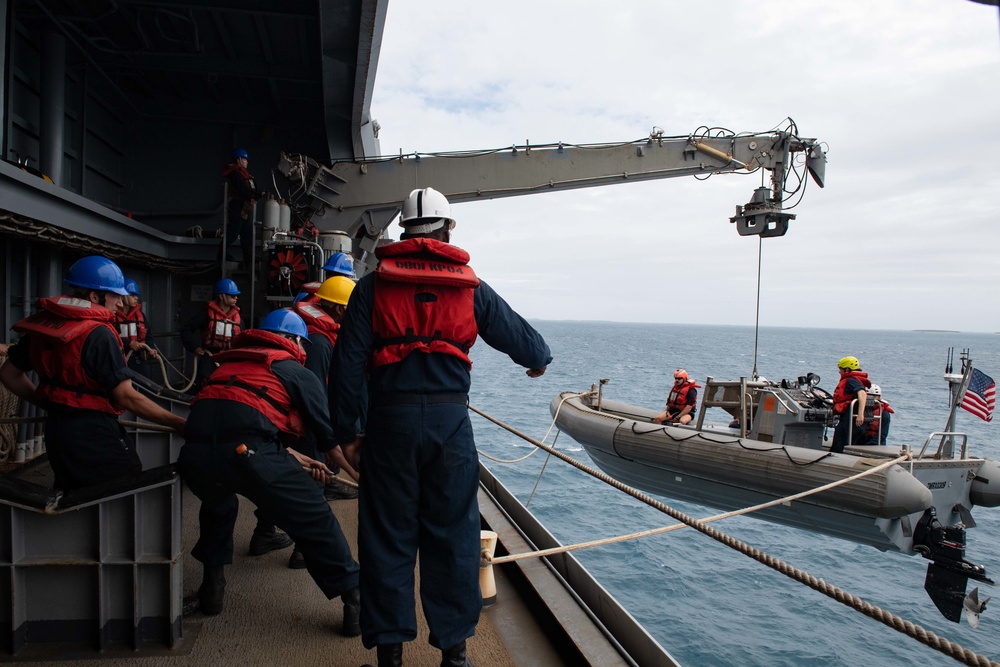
[[916, 431, 969, 460]]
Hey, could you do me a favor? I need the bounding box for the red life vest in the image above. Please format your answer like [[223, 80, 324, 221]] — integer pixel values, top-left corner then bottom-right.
[[667, 380, 701, 413], [222, 163, 257, 200], [370, 238, 480, 370], [192, 330, 307, 438], [832, 371, 871, 415], [202, 301, 242, 352], [865, 400, 894, 440], [293, 302, 340, 348], [116, 303, 148, 344], [12, 296, 124, 414]]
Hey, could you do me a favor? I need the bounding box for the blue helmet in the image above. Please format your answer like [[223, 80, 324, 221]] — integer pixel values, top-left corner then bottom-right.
[[124, 279, 141, 296], [65, 256, 129, 296], [322, 252, 356, 278], [292, 291, 309, 304], [260, 309, 309, 341], [213, 278, 241, 296], [232, 148, 249, 159]]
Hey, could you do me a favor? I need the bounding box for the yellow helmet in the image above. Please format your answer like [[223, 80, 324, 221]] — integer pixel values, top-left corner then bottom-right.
[[317, 276, 355, 306], [837, 356, 860, 370]]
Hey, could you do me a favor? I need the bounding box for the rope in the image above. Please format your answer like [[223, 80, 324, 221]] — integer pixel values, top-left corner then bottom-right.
[[489, 453, 909, 564], [476, 390, 587, 464], [470, 404, 1000, 667], [0, 353, 19, 463]]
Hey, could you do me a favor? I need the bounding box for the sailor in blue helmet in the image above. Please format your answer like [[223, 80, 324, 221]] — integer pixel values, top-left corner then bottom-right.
[[0, 256, 186, 490], [334, 187, 552, 667], [222, 148, 266, 266], [116, 278, 159, 378], [176, 309, 361, 631], [180, 278, 243, 390], [322, 252, 357, 279]]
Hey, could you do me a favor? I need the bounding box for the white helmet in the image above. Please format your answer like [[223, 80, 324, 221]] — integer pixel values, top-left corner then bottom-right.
[[869, 384, 881, 396], [399, 187, 456, 234]]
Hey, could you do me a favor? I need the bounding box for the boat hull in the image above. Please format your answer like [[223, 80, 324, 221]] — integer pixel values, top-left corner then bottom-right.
[[551, 392, 988, 554]]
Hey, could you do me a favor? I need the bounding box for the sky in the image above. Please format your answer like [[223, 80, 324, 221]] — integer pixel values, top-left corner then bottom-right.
[[368, 1, 1000, 332]]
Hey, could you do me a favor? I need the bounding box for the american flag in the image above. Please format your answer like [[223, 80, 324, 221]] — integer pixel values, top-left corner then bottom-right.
[[961, 368, 996, 423]]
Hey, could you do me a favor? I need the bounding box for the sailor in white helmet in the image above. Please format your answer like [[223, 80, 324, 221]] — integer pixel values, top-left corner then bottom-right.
[[334, 187, 552, 667]]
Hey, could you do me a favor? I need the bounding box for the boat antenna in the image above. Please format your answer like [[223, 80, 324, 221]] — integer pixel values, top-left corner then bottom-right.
[[751, 236, 763, 380]]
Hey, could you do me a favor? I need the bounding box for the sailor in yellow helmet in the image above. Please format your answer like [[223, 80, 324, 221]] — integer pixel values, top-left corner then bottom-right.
[[831, 355, 872, 452]]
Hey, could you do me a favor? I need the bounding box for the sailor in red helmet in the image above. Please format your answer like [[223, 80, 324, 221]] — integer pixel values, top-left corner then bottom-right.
[[0, 255, 186, 490], [177, 309, 360, 631], [180, 278, 243, 389], [334, 187, 551, 667], [653, 369, 700, 425], [831, 355, 872, 453]]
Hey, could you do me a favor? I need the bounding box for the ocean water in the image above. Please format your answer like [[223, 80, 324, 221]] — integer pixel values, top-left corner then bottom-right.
[[468, 322, 1000, 667]]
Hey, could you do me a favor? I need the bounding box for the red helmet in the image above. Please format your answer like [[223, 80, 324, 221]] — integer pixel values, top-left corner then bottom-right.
[[674, 369, 688, 380]]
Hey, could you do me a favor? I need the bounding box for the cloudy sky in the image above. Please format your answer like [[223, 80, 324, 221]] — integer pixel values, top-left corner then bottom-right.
[[368, 1, 999, 332]]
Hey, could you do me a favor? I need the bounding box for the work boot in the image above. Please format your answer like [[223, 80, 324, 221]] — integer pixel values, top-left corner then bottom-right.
[[341, 588, 361, 637], [248, 526, 294, 556], [198, 565, 226, 616], [324, 478, 359, 500], [440, 640, 472, 667], [287, 548, 307, 569], [374, 643, 402, 666]]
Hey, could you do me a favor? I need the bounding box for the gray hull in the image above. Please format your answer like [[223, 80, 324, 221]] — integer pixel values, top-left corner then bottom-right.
[[551, 392, 994, 554]]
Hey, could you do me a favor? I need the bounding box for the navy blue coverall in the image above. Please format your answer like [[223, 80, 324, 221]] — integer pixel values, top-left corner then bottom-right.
[[177, 357, 359, 600], [333, 272, 552, 651]]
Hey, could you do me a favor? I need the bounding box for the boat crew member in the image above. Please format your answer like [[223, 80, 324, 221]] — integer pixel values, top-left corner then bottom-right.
[[298, 253, 358, 306], [334, 186, 552, 667], [180, 278, 243, 391], [222, 148, 266, 266], [653, 369, 700, 425], [285, 276, 360, 570], [116, 278, 159, 379], [0, 255, 186, 491], [831, 356, 871, 453], [176, 309, 361, 632], [863, 384, 893, 446]]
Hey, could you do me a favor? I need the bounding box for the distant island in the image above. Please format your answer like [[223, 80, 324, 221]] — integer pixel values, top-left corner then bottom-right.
[[913, 329, 961, 333]]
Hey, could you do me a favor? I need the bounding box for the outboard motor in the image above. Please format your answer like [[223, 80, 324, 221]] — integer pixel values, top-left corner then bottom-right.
[[913, 507, 993, 624]]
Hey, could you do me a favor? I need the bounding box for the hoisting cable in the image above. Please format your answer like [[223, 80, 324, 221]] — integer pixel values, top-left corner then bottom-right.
[[751, 235, 763, 380], [470, 404, 1000, 667]]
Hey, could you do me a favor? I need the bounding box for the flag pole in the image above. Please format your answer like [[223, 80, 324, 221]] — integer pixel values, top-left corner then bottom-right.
[[941, 358, 973, 458]]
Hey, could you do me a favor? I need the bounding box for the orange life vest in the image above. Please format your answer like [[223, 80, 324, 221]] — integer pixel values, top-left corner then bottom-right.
[[832, 371, 871, 415], [865, 399, 894, 440], [193, 330, 307, 439], [12, 296, 124, 414], [202, 301, 242, 352], [370, 238, 480, 370], [116, 303, 148, 344], [293, 302, 340, 348], [667, 380, 701, 413]]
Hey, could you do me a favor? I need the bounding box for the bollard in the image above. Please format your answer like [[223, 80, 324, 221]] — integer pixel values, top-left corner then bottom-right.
[[480, 530, 498, 607]]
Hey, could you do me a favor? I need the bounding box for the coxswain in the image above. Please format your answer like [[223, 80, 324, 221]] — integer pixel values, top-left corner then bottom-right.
[[653, 369, 700, 425], [0, 256, 186, 491], [831, 355, 872, 453]]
